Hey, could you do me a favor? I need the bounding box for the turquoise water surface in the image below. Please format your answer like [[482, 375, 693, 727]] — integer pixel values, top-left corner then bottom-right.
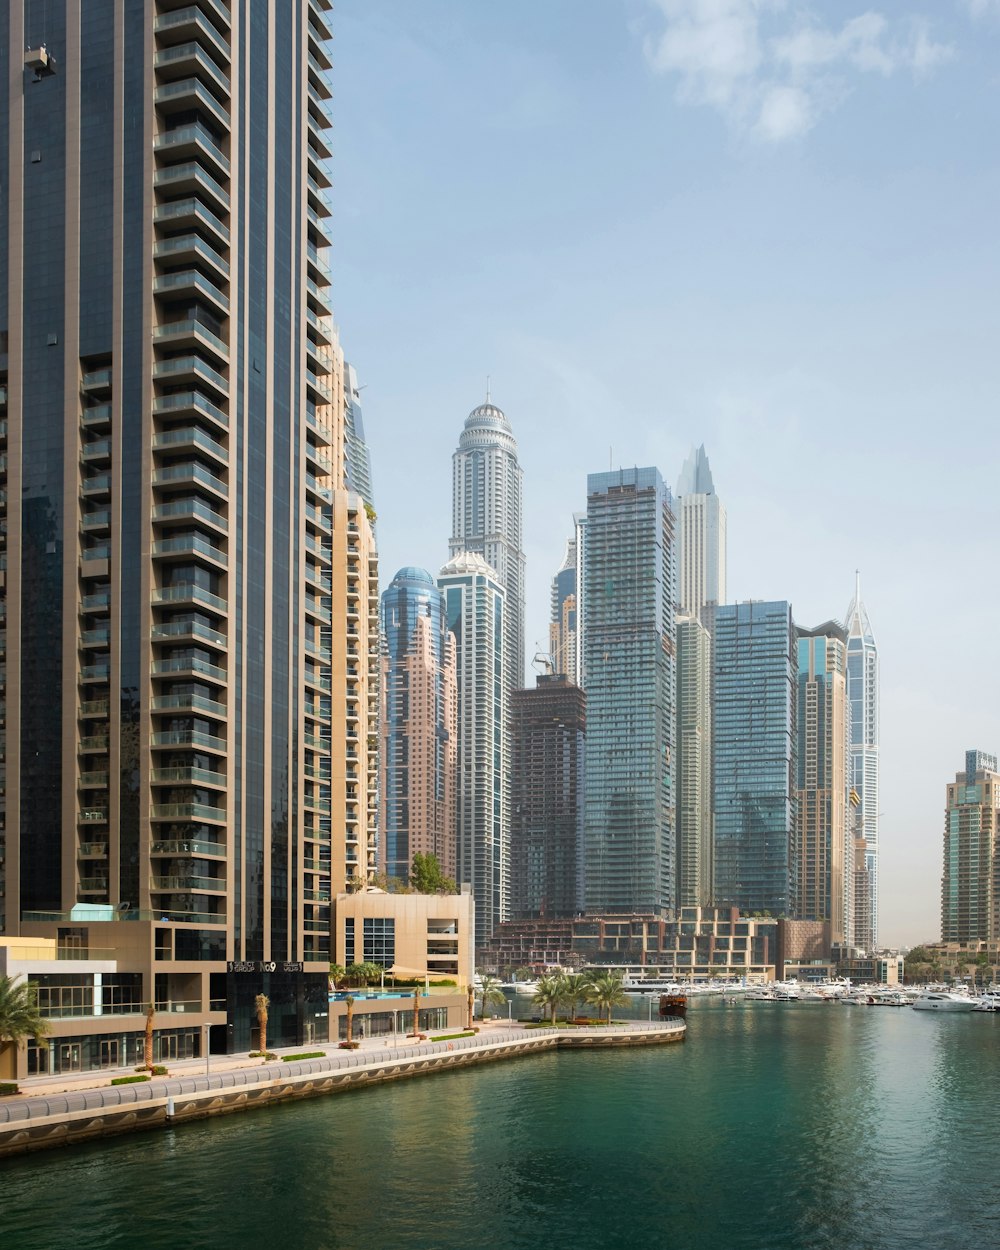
[[4, 999, 1000, 1250]]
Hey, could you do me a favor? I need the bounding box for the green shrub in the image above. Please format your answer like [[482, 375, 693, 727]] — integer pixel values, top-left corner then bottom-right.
[[430, 1031, 476, 1042], [0, 1082, 19, 1096], [111, 1075, 150, 1085], [282, 1051, 326, 1061], [151, 1065, 169, 1076]]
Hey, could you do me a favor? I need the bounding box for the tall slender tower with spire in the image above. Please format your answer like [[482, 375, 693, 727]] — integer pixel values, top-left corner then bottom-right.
[[845, 575, 879, 950], [450, 397, 524, 692], [675, 444, 726, 619]]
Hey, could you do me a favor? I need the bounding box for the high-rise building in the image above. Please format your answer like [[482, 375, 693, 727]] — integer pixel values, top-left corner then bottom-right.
[[549, 535, 578, 680], [675, 444, 726, 619], [0, 0, 360, 1054], [343, 362, 374, 509], [438, 553, 507, 949], [379, 568, 457, 884], [714, 602, 797, 916], [942, 750, 1000, 944], [845, 575, 879, 949], [676, 613, 713, 907], [582, 468, 677, 915], [510, 675, 586, 919], [795, 622, 850, 945], [450, 399, 524, 693]]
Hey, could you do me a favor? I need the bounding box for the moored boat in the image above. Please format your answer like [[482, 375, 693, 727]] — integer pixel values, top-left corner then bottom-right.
[[911, 990, 977, 1012]]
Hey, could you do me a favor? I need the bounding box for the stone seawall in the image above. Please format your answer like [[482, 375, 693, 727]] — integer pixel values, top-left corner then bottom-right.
[[0, 1021, 685, 1158]]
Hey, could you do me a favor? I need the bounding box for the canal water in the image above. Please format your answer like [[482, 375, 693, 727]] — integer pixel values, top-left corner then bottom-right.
[[4, 998, 1000, 1250]]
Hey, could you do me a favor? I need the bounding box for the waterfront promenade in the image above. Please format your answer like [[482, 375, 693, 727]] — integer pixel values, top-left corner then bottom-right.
[[0, 1017, 684, 1158]]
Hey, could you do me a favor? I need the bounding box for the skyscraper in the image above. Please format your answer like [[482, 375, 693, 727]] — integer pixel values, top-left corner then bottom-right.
[[675, 444, 726, 619], [845, 575, 879, 949], [0, 0, 362, 1052], [549, 535, 578, 680], [714, 602, 797, 917], [379, 568, 457, 884], [438, 553, 507, 949], [510, 675, 585, 919], [676, 613, 713, 908], [582, 468, 677, 915], [450, 399, 524, 692], [942, 749, 1000, 944], [343, 362, 374, 509], [795, 622, 851, 945]]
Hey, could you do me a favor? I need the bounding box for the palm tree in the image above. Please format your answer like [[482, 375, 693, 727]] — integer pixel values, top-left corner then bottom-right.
[[144, 1001, 156, 1073], [466, 983, 475, 1030], [561, 973, 593, 1022], [533, 974, 566, 1024], [0, 975, 48, 1074], [344, 995, 355, 1044], [585, 972, 628, 1025], [477, 975, 505, 1023], [329, 963, 347, 990], [255, 993, 270, 1054]]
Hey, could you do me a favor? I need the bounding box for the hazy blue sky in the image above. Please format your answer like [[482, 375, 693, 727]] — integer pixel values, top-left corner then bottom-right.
[[331, 1, 1000, 946]]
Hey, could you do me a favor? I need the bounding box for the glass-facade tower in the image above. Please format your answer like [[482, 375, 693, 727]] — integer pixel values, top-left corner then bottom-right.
[[0, 0, 350, 1052], [942, 750, 1000, 943], [438, 553, 506, 950], [379, 568, 457, 885], [582, 468, 677, 916], [845, 575, 879, 950], [714, 602, 797, 916]]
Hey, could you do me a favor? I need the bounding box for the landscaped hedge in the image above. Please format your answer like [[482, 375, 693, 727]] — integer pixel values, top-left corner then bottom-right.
[[0, 1082, 19, 1096], [111, 1075, 150, 1086], [282, 1051, 326, 1061]]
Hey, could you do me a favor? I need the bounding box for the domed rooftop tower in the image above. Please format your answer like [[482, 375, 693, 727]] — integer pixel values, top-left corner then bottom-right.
[[449, 395, 524, 692]]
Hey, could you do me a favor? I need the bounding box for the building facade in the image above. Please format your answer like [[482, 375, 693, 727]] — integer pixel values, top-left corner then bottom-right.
[[438, 553, 507, 950], [0, 0, 356, 1060], [449, 400, 524, 694], [845, 575, 879, 950], [676, 614, 713, 907], [549, 535, 578, 681], [510, 674, 586, 919], [379, 567, 457, 884], [582, 468, 677, 916], [714, 602, 797, 917], [942, 749, 1000, 944], [795, 622, 850, 946]]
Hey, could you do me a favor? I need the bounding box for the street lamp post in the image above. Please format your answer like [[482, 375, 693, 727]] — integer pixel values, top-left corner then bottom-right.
[[203, 1023, 211, 1076]]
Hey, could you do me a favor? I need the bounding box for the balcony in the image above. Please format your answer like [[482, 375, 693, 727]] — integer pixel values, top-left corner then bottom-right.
[[78, 808, 109, 825], [152, 497, 226, 532], [151, 655, 227, 683], [150, 691, 227, 718], [150, 801, 226, 824], [150, 838, 225, 857], [152, 581, 227, 612], [78, 735, 111, 753], [154, 41, 231, 97], [78, 771, 110, 789], [153, 390, 228, 429], [81, 368, 112, 396], [153, 268, 229, 315], [81, 403, 112, 430], [151, 728, 226, 754], [153, 352, 228, 398], [154, 196, 229, 244], [151, 533, 227, 567], [154, 231, 230, 278], [153, 162, 229, 214], [152, 461, 226, 497], [150, 765, 226, 788], [151, 874, 225, 893], [153, 424, 227, 462], [151, 619, 226, 648], [154, 122, 230, 178], [78, 841, 109, 859], [80, 510, 111, 535], [153, 8, 231, 65], [154, 76, 230, 129]]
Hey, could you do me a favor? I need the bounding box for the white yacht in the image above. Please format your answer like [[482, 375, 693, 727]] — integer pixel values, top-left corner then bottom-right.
[[911, 990, 978, 1012]]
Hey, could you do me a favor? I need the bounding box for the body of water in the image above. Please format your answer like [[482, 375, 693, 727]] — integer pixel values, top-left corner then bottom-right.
[[4, 998, 1000, 1250]]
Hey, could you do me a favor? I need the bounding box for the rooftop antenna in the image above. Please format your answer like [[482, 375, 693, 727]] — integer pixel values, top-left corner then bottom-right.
[[486, 374, 491, 404]]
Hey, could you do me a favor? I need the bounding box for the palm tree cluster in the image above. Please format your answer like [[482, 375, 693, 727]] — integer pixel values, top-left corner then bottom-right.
[[0, 975, 49, 1060], [532, 970, 629, 1025]]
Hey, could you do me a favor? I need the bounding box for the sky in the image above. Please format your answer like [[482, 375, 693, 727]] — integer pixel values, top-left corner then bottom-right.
[[329, 0, 1000, 948]]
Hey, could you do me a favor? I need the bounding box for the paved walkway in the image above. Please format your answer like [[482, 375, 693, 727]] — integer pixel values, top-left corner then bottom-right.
[[0, 1019, 680, 1127]]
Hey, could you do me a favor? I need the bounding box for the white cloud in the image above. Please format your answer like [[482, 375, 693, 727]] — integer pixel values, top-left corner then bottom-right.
[[642, 1, 954, 142], [963, 0, 1000, 17]]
